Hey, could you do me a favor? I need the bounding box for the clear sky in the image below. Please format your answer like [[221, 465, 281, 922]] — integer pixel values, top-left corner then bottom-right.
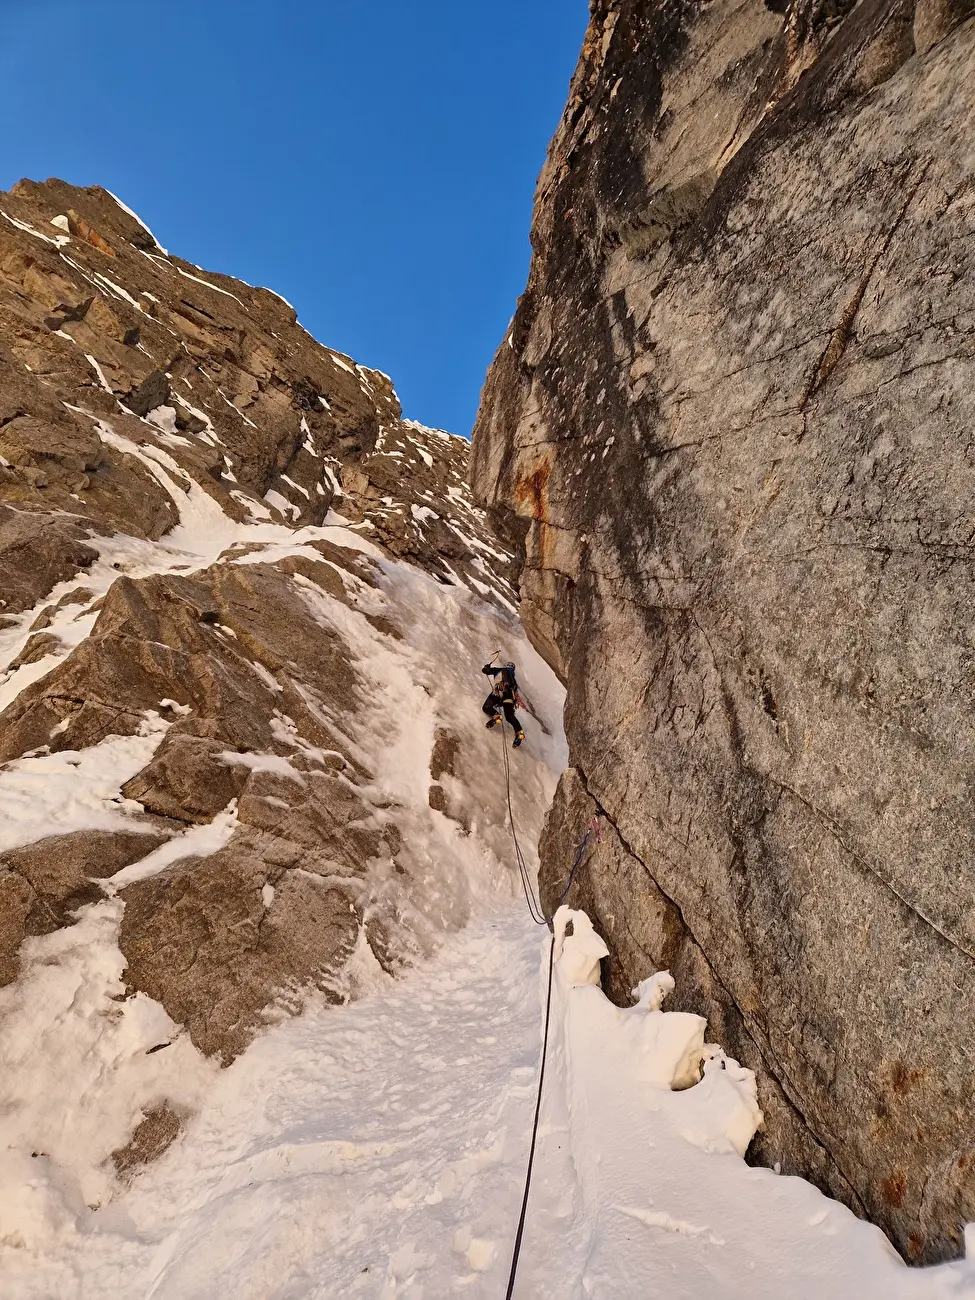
[[0, 0, 588, 435]]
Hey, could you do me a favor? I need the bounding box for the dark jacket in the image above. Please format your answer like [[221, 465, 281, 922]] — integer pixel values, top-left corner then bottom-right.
[[482, 662, 518, 703]]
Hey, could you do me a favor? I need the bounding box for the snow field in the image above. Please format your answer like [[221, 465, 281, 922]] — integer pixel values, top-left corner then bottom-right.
[[6, 893, 972, 1297]]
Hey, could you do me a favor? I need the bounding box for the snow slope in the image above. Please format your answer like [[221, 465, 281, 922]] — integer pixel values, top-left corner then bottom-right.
[[4, 898, 973, 1297]]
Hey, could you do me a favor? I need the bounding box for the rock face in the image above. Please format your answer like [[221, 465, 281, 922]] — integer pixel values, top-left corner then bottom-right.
[[0, 176, 561, 1104], [473, 0, 975, 1265], [0, 177, 497, 591]]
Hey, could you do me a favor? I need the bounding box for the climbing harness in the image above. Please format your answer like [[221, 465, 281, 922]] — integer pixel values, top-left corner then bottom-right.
[[495, 715, 600, 1296]]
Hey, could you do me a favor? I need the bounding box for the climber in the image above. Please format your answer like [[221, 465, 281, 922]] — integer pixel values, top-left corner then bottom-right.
[[482, 655, 525, 748]]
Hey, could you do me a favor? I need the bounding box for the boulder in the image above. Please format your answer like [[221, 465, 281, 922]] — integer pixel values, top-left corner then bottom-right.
[[118, 828, 362, 1062], [0, 508, 97, 616], [0, 828, 170, 985]]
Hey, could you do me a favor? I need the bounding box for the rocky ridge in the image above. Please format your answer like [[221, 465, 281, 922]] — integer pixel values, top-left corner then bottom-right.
[[473, 0, 975, 1265], [0, 179, 565, 1194]]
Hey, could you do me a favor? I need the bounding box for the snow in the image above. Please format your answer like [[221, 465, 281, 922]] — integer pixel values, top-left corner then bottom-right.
[[260, 285, 296, 312], [105, 190, 169, 254], [110, 808, 239, 887], [145, 404, 179, 433], [219, 751, 305, 782], [0, 897, 216, 1217], [174, 265, 248, 308], [217, 386, 258, 428], [0, 715, 170, 854], [263, 488, 302, 521], [92, 271, 146, 313], [403, 418, 456, 444], [406, 437, 435, 468], [1, 209, 70, 248], [4, 887, 971, 1297], [280, 473, 310, 500], [300, 416, 317, 455], [173, 390, 220, 446]]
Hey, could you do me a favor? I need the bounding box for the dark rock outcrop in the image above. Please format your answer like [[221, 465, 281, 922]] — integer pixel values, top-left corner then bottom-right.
[[473, 0, 975, 1264]]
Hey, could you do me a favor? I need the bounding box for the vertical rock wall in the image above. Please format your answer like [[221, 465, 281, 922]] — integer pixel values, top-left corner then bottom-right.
[[472, 0, 975, 1263]]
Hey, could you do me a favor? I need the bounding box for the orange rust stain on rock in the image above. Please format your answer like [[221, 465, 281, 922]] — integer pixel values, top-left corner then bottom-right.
[[515, 457, 552, 524], [907, 1232, 926, 1260], [514, 455, 557, 567], [880, 1170, 907, 1208], [890, 1061, 925, 1095], [66, 210, 115, 257]]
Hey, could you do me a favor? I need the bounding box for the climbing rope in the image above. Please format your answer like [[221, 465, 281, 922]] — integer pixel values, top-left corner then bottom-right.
[[498, 722, 547, 926], [496, 712, 600, 1296], [504, 931, 555, 1300]]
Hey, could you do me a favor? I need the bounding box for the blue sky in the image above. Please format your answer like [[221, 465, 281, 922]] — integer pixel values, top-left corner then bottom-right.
[[0, 0, 588, 434]]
